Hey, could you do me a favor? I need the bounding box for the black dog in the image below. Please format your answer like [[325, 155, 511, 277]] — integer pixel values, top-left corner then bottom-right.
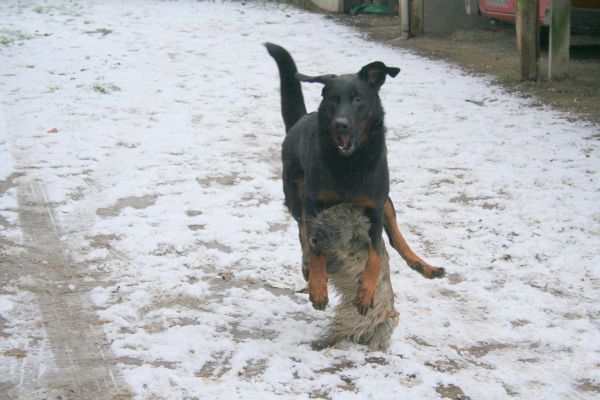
[[265, 43, 444, 315]]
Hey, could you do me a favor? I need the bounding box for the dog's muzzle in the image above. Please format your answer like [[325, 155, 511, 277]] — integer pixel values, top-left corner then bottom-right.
[[336, 135, 356, 155]]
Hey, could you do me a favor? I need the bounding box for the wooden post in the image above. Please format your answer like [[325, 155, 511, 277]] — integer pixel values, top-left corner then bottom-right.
[[410, 0, 424, 36], [399, 0, 411, 39], [516, 0, 539, 81], [549, 0, 570, 79]]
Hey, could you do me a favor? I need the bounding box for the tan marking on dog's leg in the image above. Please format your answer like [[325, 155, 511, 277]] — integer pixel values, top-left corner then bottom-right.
[[355, 245, 381, 316], [308, 251, 328, 310], [383, 199, 445, 279]]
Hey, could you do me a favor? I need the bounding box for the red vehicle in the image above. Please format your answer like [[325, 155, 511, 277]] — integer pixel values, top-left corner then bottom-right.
[[465, 0, 600, 30], [465, 0, 552, 24]]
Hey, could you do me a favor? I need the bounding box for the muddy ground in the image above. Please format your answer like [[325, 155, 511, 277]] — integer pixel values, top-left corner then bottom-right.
[[324, 13, 600, 126]]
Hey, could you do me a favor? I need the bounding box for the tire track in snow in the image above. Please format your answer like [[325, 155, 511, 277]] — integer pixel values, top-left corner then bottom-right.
[[14, 180, 130, 399]]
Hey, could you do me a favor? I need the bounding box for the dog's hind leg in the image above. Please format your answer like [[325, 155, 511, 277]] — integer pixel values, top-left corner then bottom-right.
[[298, 214, 310, 282], [283, 167, 311, 280], [383, 198, 445, 279]]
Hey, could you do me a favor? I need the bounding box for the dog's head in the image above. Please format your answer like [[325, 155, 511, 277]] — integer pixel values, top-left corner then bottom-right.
[[310, 204, 370, 250], [296, 62, 400, 157]]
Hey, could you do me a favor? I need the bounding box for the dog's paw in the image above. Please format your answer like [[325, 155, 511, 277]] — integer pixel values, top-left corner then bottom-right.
[[354, 296, 374, 316], [309, 291, 329, 310], [311, 337, 340, 351], [308, 274, 328, 311], [409, 261, 445, 279], [354, 288, 375, 316], [429, 265, 446, 278]]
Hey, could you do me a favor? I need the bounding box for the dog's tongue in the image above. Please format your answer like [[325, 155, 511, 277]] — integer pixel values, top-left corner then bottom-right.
[[339, 135, 352, 150]]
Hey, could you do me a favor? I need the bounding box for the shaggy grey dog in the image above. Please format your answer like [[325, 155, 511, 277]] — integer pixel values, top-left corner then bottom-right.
[[310, 204, 399, 352]]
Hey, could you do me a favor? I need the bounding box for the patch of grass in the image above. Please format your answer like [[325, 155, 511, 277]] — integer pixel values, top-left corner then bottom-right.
[[494, 74, 518, 85], [33, 6, 53, 14], [0, 28, 32, 46], [93, 83, 121, 94], [33, 4, 84, 17]]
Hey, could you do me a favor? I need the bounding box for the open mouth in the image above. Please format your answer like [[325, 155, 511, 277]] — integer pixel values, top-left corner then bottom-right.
[[337, 136, 356, 155]]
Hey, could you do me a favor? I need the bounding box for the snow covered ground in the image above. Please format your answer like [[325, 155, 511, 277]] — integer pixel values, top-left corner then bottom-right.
[[1, 0, 599, 399]]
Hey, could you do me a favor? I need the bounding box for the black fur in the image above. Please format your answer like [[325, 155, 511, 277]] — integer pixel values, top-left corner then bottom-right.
[[264, 43, 307, 132], [265, 42, 400, 258]]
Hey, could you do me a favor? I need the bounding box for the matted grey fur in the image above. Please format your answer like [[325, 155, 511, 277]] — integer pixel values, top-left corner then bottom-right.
[[310, 204, 399, 352]]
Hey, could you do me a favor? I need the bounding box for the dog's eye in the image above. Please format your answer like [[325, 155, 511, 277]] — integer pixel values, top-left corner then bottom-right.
[[353, 95, 362, 104]]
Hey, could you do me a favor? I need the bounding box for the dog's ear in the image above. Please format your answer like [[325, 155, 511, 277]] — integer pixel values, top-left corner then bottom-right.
[[295, 73, 336, 85], [358, 62, 400, 90]]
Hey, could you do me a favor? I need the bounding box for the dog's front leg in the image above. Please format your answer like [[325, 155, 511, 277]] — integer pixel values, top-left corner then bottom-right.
[[355, 206, 384, 316], [305, 201, 329, 310], [308, 251, 328, 310]]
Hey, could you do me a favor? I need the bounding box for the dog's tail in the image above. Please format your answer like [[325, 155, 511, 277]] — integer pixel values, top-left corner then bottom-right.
[[264, 42, 307, 133]]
